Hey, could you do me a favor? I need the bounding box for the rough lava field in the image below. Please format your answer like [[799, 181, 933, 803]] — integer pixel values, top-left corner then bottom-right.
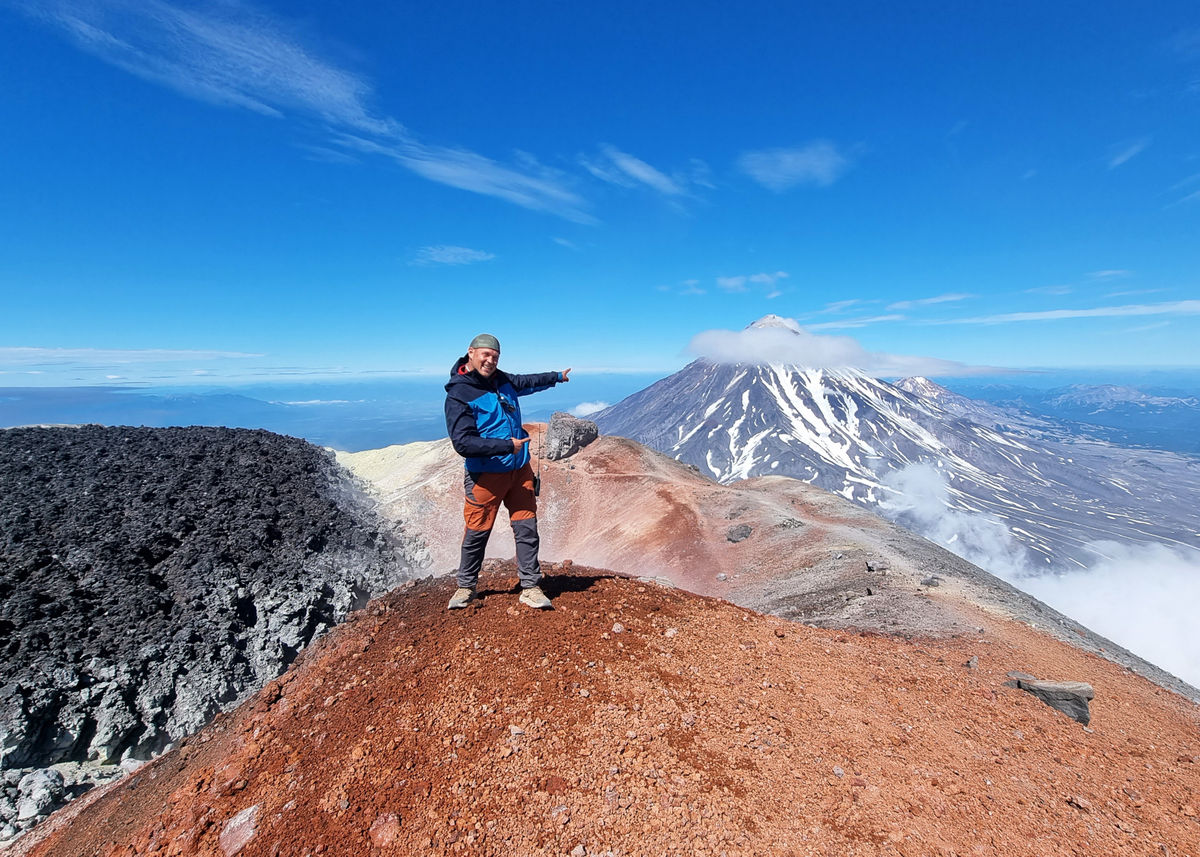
[[0, 426, 418, 838], [16, 565, 1200, 857]]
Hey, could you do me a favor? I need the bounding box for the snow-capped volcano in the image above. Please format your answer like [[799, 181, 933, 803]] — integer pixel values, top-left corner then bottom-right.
[[595, 358, 1200, 572]]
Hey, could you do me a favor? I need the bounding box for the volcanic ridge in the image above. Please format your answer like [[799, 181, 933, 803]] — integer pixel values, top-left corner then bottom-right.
[[17, 565, 1200, 857]]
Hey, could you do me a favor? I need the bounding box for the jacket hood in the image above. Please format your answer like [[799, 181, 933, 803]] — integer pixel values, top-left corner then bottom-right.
[[446, 355, 502, 392]]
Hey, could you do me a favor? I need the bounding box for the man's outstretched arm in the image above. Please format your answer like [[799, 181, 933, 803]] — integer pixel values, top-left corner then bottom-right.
[[509, 368, 571, 396]]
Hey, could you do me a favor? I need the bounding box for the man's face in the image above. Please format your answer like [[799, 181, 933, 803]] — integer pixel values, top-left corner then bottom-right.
[[467, 346, 499, 377]]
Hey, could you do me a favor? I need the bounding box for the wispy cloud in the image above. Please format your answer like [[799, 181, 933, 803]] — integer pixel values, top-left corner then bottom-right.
[[688, 317, 1002, 376], [886, 292, 974, 311], [411, 245, 496, 266], [820, 299, 865, 314], [715, 271, 789, 296], [927, 299, 1200, 325], [1125, 321, 1171, 333], [807, 314, 906, 331], [339, 135, 591, 222], [1107, 138, 1151, 169], [737, 140, 853, 190], [1106, 288, 1164, 299], [1088, 269, 1132, 279], [15, 0, 590, 220], [658, 278, 706, 296], [580, 145, 683, 195], [1025, 284, 1074, 296], [0, 347, 263, 365]]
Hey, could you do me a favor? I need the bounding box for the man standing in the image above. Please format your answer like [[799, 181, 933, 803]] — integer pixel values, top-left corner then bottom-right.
[[443, 333, 570, 610]]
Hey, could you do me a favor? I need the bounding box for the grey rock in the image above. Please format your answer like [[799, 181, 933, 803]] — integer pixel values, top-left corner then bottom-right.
[[544, 412, 599, 461], [920, 575, 942, 587], [1015, 679, 1095, 725], [1006, 670, 1038, 682], [0, 821, 18, 841], [726, 524, 753, 543], [15, 769, 64, 821], [965, 656, 979, 670]]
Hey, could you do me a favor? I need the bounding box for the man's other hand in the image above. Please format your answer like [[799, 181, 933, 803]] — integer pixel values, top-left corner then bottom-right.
[[560, 368, 572, 382], [512, 437, 531, 452]]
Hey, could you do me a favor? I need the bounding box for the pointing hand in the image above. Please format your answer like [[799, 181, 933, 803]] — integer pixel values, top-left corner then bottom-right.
[[560, 368, 572, 382], [512, 437, 531, 452]]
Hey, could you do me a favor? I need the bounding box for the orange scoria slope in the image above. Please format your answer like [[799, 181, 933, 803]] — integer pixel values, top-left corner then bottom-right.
[[21, 565, 1199, 857]]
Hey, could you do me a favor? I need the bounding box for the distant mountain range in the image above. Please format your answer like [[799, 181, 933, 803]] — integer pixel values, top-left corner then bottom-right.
[[952, 383, 1200, 454], [594, 328, 1200, 573]]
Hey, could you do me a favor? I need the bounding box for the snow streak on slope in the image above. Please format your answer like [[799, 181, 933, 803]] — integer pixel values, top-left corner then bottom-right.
[[596, 361, 1200, 571]]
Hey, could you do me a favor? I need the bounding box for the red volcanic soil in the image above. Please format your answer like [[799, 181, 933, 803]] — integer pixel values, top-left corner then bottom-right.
[[22, 564, 1200, 857]]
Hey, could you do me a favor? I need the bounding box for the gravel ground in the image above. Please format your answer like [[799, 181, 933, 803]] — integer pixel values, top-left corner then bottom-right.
[[17, 564, 1200, 857]]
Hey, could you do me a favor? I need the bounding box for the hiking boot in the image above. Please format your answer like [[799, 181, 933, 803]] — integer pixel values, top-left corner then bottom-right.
[[447, 587, 475, 610], [518, 585, 551, 609]]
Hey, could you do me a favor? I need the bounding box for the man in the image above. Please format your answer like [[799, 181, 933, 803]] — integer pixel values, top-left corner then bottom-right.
[[443, 333, 570, 610]]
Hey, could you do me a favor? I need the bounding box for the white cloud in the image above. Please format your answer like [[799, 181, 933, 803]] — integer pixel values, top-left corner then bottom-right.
[[1019, 542, 1200, 689], [411, 245, 496, 266], [716, 271, 788, 293], [886, 292, 974, 311], [1088, 269, 1132, 279], [18, 0, 590, 220], [881, 464, 1200, 688], [580, 145, 695, 197], [806, 314, 905, 331], [0, 347, 262, 366], [1107, 138, 1151, 169], [687, 317, 1000, 377], [928, 299, 1200, 325], [570, 401, 608, 417], [342, 134, 591, 222], [737, 140, 852, 190]]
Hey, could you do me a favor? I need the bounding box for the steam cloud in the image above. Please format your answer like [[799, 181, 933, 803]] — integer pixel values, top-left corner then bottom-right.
[[880, 463, 1200, 689], [688, 318, 999, 377]]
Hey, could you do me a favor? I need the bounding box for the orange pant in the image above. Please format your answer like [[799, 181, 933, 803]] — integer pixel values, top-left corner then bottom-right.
[[463, 463, 537, 531]]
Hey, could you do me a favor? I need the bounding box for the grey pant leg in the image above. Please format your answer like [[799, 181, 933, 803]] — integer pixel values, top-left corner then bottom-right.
[[457, 528, 491, 589], [512, 517, 541, 588]]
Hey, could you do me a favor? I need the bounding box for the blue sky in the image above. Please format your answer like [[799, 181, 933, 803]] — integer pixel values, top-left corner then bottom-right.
[[2, 0, 1199, 386]]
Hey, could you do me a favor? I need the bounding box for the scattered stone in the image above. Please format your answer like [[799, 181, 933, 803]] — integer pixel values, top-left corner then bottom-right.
[[1014, 678, 1095, 725], [219, 804, 260, 856], [965, 656, 979, 670], [368, 813, 402, 847], [579, 689, 590, 698], [544, 413, 599, 461], [571, 845, 587, 857], [1066, 795, 1092, 813], [833, 766, 844, 778], [612, 623, 625, 634], [508, 725, 525, 737], [715, 573, 728, 582], [920, 575, 942, 587], [726, 524, 753, 543], [664, 628, 678, 638]]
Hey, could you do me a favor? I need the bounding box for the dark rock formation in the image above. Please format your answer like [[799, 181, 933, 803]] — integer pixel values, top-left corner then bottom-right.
[[544, 412, 599, 461], [0, 426, 415, 778], [1015, 678, 1095, 725], [725, 524, 753, 543]]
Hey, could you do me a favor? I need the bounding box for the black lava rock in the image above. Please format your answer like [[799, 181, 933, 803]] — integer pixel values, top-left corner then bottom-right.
[[0, 426, 414, 771]]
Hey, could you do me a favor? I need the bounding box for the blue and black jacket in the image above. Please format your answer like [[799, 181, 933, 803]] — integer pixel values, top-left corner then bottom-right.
[[444, 356, 562, 473]]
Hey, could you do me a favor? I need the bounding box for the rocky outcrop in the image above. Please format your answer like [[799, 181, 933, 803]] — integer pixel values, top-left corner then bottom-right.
[[0, 426, 416, 788], [1006, 672, 1095, 725], [543, 412, 598, 460]]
